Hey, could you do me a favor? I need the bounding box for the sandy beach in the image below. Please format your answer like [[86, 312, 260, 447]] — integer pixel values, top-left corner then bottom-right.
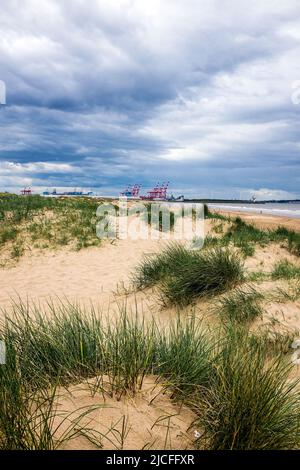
[[211, 208, 300, 232], [1, 197, 300, 450], [1, 210, 299, 328], [3, 1, 300, 456]]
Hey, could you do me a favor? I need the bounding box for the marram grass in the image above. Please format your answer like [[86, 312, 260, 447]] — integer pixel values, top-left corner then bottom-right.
[[193, 326, 300, 450], [215, 285, 264, 323], [159, 247, 244, 306], [272, 259, 300, 280], [134, 243, 244, 306], [1, 301, 300, 449]]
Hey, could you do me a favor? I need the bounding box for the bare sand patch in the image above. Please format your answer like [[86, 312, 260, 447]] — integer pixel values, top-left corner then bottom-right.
[[0, 238, 164, 312], [245, 243, 300, 273], [54, 376, 196, 450]]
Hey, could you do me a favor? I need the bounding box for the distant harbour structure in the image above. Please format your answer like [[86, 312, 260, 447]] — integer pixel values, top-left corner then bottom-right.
[[167, 193, 185, 202], [121, 181, 185, 202], [20, 187, 32, 196], [43, 188, 94, 197], [120, 184, 141, 198], [140, 182, 169, 201]]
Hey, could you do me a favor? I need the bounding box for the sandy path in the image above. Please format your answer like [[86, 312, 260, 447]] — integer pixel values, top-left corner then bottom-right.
[[0, 238, 165, 312], [0, 217, 217, 313]]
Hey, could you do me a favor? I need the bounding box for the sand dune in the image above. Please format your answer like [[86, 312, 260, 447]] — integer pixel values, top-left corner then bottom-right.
[[1, 211, 300, 450]]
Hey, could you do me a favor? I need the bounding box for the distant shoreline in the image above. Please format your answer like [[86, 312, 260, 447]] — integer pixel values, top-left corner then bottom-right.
[[208, 202, 300, 219], [186, 199, 300, 204], [210, 208, 300, 232]]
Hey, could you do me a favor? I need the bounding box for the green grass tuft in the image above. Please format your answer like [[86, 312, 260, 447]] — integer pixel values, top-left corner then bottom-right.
[[159, 246, 244, 306], [216, 286, 263, 323], [133, 243, 193, 289], [195, 326, 300, 449], [134, 244, 244, 306], [272, 260, 300, 280]]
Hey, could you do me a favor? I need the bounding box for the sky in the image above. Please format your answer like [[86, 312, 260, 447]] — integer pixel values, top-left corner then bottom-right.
[[0, 0, 300, 199]]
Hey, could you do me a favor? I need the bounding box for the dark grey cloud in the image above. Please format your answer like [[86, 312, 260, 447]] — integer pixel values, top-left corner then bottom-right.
[[0, 0, 300, 198]]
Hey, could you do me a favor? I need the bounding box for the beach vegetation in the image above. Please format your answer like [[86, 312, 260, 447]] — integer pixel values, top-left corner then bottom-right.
[[272, 260, 300, 280], [195, 326, 300, 450], [134, 243, 244, 306], [0, 194, 104, 263], [1, 301, 300, 449], [215, 286, 263, 323]]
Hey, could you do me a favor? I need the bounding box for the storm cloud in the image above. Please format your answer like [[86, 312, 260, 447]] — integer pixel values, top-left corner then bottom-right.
[[0, 0, 300, 198]]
